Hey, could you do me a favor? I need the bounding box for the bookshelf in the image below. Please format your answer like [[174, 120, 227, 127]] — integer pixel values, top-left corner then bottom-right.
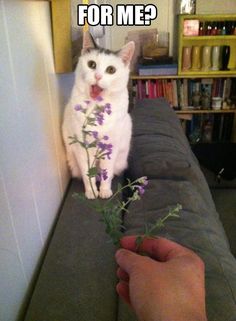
[[130, 74, 236, 143], [178, 14, 236, 76], [129, 14, 236, 144]]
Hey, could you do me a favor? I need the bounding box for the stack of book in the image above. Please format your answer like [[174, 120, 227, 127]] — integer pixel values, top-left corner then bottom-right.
[[137, 57, 178, 76], [138, 64, 178, 76]]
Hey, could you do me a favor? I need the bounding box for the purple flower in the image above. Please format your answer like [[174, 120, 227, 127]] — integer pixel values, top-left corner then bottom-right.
[[74, 104, 83, 111], [95, 111, 104, 125], [98, 142, 113, 159], [84, 100, 91, 105], [91, 131, 99, 139], [138, 176, 148, 186], [137, 185, 145, 195], [104, 103, 112, 115], [96, 96, 103, 102], [103, 135, 109, 141], [136, 176, 148, 196], [96, 169, 108, 181]]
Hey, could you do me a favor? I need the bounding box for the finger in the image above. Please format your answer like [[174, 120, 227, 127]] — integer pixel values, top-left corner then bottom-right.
[[116, 281, 131, 306], [115, 248, 146, 274], [120, 236, 193, 262], [117, 267, 129, 282]]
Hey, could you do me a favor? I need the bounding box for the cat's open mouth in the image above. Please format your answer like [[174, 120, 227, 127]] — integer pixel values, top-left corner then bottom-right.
[[90, 84, 104, 100]]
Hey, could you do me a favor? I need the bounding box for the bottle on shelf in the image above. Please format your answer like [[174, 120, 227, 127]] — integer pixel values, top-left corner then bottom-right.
[[222, 21, 227, 35], [211, 22, 218, 35], [206, 22, 212, 35], [217, 22, 222, 35], [199, 22, 204, 36]]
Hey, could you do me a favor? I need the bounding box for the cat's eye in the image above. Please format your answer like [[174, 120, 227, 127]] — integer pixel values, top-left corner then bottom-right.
[[106, 66, 116, 74], [88, 60, 96, 69]]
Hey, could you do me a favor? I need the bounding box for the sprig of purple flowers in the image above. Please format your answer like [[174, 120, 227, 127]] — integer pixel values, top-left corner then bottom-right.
[[70, 98, 181, 245], [71, 98, 114, 189]]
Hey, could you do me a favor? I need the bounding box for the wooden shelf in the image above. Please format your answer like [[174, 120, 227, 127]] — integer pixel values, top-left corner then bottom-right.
[[178, 70, 236, 77], [182, 35, 236, 41], [178, 14, 236, 20], [130, 73, 236, 80]]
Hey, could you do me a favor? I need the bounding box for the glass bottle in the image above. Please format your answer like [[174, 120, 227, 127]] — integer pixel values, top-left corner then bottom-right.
[[199, 22, 204, 36], [207, 22, 212, 35], [222, 22, 227, 35], [217, 22, 222, 35], [211, 22, 218, 35]]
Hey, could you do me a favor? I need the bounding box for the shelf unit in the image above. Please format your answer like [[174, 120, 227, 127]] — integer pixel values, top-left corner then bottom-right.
[[131, 74, 236, 80], [130, 14, 236, 143], [130, 74, 236, 113], [178, 14, 236, 76], [129, 74, 236, 142]]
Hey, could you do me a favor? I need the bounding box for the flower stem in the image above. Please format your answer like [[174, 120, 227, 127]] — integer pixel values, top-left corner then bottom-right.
[[82, 118, 97, 199], [107, 178, 143, 203]]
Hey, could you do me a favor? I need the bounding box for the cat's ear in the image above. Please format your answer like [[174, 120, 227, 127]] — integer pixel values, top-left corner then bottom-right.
[[82, 31, 96, 55], [118, 41, 135, 65]]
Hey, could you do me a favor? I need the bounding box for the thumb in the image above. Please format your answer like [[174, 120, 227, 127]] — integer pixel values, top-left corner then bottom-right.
[[115, 248, 147, 275]]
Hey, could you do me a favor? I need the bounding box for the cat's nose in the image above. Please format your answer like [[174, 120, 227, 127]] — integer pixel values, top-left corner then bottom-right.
[[95, 73, 102, 81]]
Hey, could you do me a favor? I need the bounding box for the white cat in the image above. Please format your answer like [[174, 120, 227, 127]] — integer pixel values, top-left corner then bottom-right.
[[62, 32, 135, 199]]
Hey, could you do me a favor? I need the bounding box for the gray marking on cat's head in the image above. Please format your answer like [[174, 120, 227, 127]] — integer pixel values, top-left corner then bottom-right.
[[82, 32, 119, 56], [82, 31, 135, 66]]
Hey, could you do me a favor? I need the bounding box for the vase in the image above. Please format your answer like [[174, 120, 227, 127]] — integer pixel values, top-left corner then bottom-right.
[[221, 45, 230, 70], [211, 46, 221, 71], [182, 47, 192, 71], [191, 46, 201, 71], [201, 46, 212, 71]]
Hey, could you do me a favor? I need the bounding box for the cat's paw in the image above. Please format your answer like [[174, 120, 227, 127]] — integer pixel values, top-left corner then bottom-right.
[[85, 189, 99, 199], [99, 188, 113, 199]]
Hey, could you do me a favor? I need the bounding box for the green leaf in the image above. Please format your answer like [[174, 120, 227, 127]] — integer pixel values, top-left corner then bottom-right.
[[68, 135, 80, 145], [88, 141, 97, 148], [87, 167, 97, 177]]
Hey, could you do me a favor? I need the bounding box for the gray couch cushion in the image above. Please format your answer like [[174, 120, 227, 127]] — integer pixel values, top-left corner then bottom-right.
[[24, 180, 118, 321], [119, 99, 236, 321]]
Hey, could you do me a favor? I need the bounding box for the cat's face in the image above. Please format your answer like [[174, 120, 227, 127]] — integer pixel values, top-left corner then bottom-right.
[[75, 32, 135, 99]]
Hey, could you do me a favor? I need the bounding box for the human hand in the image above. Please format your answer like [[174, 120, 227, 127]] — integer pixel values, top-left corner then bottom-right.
[[115, 236, 207, 321]]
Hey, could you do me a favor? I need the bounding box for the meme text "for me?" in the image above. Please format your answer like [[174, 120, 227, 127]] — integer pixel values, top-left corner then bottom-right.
[[77, 4, 158, 26]]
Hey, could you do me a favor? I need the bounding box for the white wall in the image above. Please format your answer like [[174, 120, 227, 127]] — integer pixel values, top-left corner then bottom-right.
[[109, 0, 176, 55], [0, 1, 71, 320]]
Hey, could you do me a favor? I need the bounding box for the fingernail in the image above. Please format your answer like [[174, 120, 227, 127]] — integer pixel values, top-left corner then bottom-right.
[[115, 249, 126, 261]]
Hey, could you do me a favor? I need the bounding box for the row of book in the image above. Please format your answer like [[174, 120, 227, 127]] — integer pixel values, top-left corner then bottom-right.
[[183, 114, 235, 143], [132, 78, 236, 109]]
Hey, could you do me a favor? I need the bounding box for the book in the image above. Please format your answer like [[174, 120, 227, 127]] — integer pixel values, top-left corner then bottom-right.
[[183, 79, 189, 109], [172, 80, 178, 108], [183, 19, 200, 36], [138, 64, 178, 76]]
